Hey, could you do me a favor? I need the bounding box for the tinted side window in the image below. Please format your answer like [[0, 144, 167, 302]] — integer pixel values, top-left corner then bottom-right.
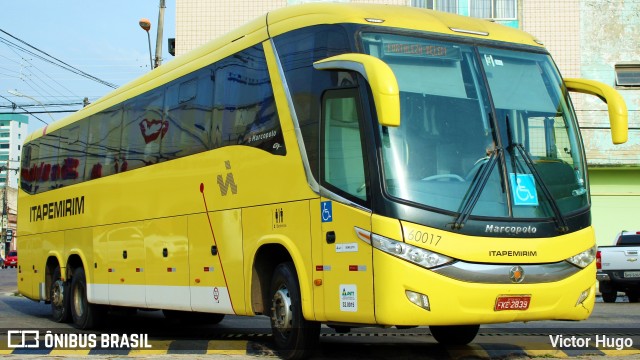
[[162, 66, 215, 161], [32, 133, 59, 193], [86, 106, 123, 180], [58, 121, 88, 187], [20, 143, 34, 193], [123, 88, 165, 170], [20, 142, 39, 194], [273, 25, 353, 179], [214, 44, 285, 155]]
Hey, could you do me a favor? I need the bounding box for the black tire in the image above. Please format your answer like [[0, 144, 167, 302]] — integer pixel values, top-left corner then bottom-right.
[[626, 291, 639, 303], [430, 324, 479, 346], [70, 267, 105, 329], [601, 290, 617, 303], [163, 310, 225, 325], [269, 262, 320, 360], [194, 312, 225, 324], [50, 266, 71, 323]]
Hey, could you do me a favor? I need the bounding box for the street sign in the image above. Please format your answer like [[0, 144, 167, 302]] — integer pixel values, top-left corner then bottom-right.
[[5, 229, 12, 243]]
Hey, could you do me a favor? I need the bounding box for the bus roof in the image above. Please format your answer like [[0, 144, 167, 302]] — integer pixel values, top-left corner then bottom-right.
[[26, 3, 543, 143], [267, 3, 541, 45]]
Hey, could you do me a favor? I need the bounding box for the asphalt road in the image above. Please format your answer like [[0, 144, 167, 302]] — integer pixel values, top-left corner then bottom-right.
[[1, 267, 640, 359]]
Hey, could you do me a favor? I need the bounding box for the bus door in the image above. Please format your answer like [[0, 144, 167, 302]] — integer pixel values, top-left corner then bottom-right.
[[318, 88, 375, 322]]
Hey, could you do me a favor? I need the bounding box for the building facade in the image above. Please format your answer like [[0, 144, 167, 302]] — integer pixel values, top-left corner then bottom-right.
[[0, 114, 28, 189], [1, 186, 17, 257], [174, 0, 639, 244]]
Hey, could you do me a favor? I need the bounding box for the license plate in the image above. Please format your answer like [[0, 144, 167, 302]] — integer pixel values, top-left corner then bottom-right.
[[624, 271, 640, 278], [494, 295, 531, 311]]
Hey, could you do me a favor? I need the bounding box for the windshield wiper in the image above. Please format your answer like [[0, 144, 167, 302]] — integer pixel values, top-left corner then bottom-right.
[[510, 143, 569, 233], [503, 114, 568, 233], [451, 147, 501, 230]]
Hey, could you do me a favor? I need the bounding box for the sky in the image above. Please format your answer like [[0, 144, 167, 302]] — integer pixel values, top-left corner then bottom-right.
[[0, 0, 176, 136]]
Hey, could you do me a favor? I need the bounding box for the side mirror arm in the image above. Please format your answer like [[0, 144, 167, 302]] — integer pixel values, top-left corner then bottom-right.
[[314, 53, 400, 127], [564, 78, 628, 144]]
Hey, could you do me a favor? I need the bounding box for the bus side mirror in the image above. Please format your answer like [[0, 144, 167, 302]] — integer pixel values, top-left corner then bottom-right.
[[564, 78, 628, 144], [314, 53, 400, 127]]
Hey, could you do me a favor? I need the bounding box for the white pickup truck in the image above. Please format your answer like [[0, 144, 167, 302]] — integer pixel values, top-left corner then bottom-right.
[[597, 230, 640, 303]]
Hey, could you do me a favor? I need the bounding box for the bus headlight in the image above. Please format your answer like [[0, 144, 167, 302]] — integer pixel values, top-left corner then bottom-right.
[[372, 234, 454, 269], [566, 246, 596, 268]]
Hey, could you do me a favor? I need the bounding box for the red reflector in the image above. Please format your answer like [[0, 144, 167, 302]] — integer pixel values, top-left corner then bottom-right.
[[349, 265, 358, 271], [596, 251, 602, 270], [316, 265, 324, 271]]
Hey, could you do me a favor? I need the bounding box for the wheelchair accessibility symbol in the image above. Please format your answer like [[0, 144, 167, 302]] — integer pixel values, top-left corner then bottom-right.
[[321, 201, 333, 222], [509, 173, 538, 206]]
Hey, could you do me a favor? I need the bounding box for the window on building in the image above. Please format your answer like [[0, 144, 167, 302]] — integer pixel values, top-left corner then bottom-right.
[[0, 133, 8, 138], [0, 144, 9, 149], [411, 0, 434, 8], [412, 0, 517, 20], [470, 0, 516, 19], [615, 62, 640, 87], [412, 0, 458, 13]]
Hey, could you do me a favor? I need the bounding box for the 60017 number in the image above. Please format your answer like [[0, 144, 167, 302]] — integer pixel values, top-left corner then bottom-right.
[[405, 229, 442, 246]]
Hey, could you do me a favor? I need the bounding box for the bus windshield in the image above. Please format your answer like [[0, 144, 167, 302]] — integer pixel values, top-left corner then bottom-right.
[[362, 32, 588, 220]]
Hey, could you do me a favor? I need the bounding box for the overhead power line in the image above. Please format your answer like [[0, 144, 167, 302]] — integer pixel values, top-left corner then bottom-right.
[[0, 110, 77, 115], [0, 95, 50, 125], [0, 101, 85, 108], [0, 28, 118, 89]]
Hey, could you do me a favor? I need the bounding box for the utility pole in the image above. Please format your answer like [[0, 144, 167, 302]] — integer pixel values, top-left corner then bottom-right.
[[2, 160, 8, 256], [154, 0, 166, 68]]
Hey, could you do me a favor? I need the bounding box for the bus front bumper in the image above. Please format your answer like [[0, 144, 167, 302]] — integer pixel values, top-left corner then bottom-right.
[[373, 251, 596, 326]]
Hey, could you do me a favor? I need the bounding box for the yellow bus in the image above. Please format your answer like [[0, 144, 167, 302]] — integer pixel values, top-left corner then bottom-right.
[[17, 3, 627, 359]]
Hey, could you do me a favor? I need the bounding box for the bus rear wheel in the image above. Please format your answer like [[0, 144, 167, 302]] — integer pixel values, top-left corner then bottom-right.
[[429, 324, 479, 345], [70, 267, 104, 329], [50, 266, 71, 323], [269, 262, 320, 360]]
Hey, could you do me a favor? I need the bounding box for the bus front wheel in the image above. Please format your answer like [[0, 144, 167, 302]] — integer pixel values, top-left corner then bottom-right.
[[50, 266, 71, 323], [429, 324, 479, 345], [269, 262, 320, 360], [70, 267, 104, 329]]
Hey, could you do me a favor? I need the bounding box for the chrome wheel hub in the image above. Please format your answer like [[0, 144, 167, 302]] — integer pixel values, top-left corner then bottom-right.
[[271, 286, 292, 331], [51, 280, 65, 307]]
